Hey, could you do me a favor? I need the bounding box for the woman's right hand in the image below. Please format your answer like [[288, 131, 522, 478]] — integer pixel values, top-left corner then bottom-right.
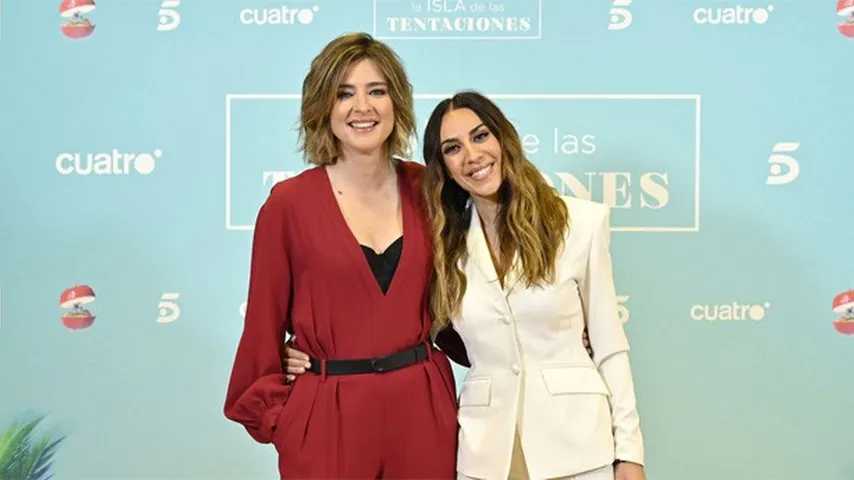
[[283, 342, 311, 384]]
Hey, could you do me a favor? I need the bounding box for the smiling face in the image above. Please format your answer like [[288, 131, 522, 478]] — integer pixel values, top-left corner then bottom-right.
[[329, 58, 395, 159], [439, 107, 503, 203]]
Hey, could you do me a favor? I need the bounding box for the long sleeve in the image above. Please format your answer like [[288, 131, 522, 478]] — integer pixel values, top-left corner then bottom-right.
[[580, 205, 644, 465], [434, 325, 470, 367], [224, 193, 292, 444], [599, 351, 645, 465], [580, 205, 629, 367]]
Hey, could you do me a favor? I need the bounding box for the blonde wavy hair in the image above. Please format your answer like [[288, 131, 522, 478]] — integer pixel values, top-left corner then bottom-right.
[[300, 32, 415, 165], [423, 92, 570, 335]]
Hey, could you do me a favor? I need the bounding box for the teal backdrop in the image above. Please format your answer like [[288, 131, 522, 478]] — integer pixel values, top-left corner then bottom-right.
[[1, 0, 853, 479]]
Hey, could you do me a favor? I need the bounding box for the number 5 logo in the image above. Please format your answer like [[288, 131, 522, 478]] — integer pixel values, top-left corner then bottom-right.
[[617, 295, 631, 323], [157, 0, 181, 32], [608, 0, 633, 30], [158, 292, 181, 323], [766, 142, 800, 185]]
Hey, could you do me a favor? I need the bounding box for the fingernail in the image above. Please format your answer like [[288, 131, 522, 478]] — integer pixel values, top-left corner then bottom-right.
[[305, 362, 311, 368]]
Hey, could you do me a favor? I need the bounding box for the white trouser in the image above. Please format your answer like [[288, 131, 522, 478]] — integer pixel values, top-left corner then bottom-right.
[[456, 428, 615, 480]]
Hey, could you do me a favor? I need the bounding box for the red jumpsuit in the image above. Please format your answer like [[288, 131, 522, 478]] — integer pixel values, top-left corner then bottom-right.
[[225, 162, 458, 479]]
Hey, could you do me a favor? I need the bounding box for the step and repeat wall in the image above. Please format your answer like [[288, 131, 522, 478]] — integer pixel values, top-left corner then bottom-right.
[[1, 1, 852, 479]]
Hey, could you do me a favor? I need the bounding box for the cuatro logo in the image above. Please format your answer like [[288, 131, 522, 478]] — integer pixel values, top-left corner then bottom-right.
[[56, 149, 163, 176], [239, 5, 320, 25], [838, 0, 854, 37], [693, 4, 774, 25], [832, 290, 854, 334], [59, 285, 96, 330], [59, 0, 96, 39], [691, 301, 771, 321]]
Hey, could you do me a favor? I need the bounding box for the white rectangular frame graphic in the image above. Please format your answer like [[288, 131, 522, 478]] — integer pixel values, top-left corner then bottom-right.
[[371, 0, 543, 40], [226, 93, 701, 233]]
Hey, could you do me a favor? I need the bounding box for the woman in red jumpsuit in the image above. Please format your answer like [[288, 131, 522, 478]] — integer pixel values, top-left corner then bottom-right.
[[224, 33, 459, 479]]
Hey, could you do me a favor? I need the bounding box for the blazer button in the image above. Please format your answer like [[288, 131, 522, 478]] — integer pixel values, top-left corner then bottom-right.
[[511, 364, 521, 375], [501, 316, 512, 325]]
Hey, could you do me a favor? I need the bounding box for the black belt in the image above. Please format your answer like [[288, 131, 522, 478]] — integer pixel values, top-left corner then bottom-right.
[[307, 343, 429, 376]]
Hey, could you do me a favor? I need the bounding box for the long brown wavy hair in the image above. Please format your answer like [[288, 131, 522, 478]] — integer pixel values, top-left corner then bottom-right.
[[423, 92, 570, 335], [299, 32, 415, 165]]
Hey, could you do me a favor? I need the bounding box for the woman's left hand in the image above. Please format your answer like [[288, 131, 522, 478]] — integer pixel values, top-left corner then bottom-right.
[[614, 461, 645, 480]]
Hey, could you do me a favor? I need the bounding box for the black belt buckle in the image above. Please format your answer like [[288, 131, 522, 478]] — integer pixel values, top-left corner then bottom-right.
[[370, 358, 387, 373]]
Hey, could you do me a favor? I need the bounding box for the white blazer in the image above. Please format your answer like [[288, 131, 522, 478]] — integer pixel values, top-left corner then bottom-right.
[[452, 196, 644, 480]]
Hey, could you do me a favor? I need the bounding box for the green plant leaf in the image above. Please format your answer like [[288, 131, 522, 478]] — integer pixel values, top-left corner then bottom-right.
[[0, 416, 64, 480]]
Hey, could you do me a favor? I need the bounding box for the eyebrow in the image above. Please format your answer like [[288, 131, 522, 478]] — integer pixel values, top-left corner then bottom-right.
[[440, 123, 486, 147], [338, 81, 388, 89]]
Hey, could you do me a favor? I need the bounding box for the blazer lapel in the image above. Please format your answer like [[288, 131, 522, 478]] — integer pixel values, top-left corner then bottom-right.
[[503, 254, 523, 295], [468, 202, 524, 296], [466, 202, 500, 284]]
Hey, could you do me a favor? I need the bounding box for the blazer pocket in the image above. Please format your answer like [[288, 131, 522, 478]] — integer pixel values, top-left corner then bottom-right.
[[541, 366, 610, 396], [459, 378, 492, 407]]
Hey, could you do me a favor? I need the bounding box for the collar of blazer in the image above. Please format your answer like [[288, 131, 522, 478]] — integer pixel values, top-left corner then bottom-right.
[[466, 202, 523, 295]]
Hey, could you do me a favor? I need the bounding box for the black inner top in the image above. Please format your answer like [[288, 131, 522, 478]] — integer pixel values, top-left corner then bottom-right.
[[360, 235, 472, 367], [360, 236, 404, 294]]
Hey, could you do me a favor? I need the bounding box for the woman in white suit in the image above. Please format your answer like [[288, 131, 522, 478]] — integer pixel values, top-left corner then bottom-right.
[[420, 91, 645, 480], [285, 91, 645, 480]]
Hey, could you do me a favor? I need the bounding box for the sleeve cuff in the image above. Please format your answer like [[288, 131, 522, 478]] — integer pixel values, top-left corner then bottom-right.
[[225, 373, 291, 444]]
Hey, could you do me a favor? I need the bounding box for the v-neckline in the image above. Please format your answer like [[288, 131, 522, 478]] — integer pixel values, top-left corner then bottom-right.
[[360, 235, 403, 256], [469, 201, 519, 295], [320, 163, 409, 299]]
